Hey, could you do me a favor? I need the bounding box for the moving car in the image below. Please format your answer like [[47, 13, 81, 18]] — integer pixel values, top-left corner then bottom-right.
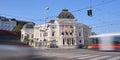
[[0, 40, 35, 60], [76, 44, 84, 48], [0, 30, 35, 60]]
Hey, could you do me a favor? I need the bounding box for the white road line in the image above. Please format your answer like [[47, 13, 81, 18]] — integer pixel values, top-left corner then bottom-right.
[[77, 55, 100, 59], [55, 54, 69, 57], [42, 53, 59, 57], [44, 53, 70, 57], [66, 54, 91, 59], [107, 56, 120, 60], [89, 56, 111, 60]]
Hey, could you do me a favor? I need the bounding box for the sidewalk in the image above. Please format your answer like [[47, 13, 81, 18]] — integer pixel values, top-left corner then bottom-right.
[[59, 46, 75, 49], [34, 46, 76, 50]]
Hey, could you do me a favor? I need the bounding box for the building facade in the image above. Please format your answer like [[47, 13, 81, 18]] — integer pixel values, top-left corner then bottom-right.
[[0, 16, 16, 31], [21, 9, 92, 48], [21, 23, 34, 41]]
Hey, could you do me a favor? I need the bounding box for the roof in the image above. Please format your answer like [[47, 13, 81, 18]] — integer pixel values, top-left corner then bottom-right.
[[0, 16, 9, 21], [16, 20, 35, 25], [22, 23, 35, 29], [11, 18, 16, 21], [57, 9, 75, 19], [0, 16, 16, 21], [48, 20, 55, 23], [89, 33, 120, 38]]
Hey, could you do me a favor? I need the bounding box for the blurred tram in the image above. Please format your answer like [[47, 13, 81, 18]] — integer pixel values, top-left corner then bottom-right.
[[88, 33, 120, 51]]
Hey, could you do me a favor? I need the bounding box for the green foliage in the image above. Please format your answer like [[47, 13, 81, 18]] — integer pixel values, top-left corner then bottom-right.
[[13, 24, 24, 39], [31, 39, 34, 43], [13, 24, 24, 32], [23, 36, 29, 44]]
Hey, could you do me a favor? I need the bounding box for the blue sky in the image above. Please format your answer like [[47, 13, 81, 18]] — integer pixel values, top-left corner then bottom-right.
[[0, 0, 120, 34]]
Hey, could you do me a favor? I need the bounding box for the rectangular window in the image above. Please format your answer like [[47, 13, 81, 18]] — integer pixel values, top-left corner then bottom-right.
[[43, 33, 48, 36], [46, 33, 48, 36], [21, 34, 23, 39], [52, 32, 55, 36], [79, 32, 81, 36], [27, 34, 29, 38], [92, 38, 99, 44], [70, 25, 73, 28], [113, 36, 120, 45], [31, 34, 34, 38], [63, 39, 65, 45]]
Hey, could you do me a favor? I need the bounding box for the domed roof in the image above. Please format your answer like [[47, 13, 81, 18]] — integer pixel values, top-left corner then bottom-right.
[[57, 9, 75, 19], [23, 23, 34, 29]]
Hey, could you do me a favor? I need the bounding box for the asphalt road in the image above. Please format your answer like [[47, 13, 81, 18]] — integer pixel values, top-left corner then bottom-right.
[[32, 48, 120, 60]]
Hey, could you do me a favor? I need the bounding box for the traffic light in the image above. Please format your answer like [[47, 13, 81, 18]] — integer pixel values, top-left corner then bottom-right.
[[87, 9, 92, 16]]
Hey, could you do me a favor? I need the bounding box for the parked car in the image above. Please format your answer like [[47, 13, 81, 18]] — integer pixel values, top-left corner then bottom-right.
[[50, 44, 58, 48], [0, 39, 35, 60], [76, 44, 84, 48]]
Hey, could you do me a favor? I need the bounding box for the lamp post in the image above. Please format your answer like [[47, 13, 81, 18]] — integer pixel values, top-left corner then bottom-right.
[[43, 6, 49, 48], [44, 7, 49, 27]]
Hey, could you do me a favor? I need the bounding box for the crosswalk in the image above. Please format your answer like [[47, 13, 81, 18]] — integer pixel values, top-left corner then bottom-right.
[[89, 56, 111, 60], [41, 53, 120, 60]]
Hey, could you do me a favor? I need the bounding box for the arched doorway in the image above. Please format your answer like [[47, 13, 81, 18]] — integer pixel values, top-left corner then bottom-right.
[[63, 38, 75, 46]]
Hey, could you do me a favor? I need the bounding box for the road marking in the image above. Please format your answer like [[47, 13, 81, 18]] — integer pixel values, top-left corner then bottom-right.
[[77, 55, 100, 59], [42, 53, 60, 57], [41, 52, 119, 60], [107, 56, 120, 60], [44, 53, 71, 57], [56, 54, 69, 57], [89, 56, 111, 60], [66, 54, 91, 59]]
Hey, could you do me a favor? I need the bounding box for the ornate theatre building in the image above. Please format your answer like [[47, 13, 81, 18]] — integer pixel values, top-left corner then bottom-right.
[[21, 9, 92, 48]]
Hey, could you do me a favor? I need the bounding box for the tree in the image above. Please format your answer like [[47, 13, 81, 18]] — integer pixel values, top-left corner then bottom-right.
[[13, 24, 24, 32], [13, 24, 24, 39], [23, 36, 29, 44]]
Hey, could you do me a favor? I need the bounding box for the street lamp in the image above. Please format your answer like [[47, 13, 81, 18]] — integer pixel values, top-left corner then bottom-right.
[[43, 6, 49, 48], [44, 6, 49, 28]]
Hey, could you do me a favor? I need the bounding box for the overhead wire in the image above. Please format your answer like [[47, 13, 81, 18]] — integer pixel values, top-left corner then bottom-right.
[[0, 0, 117, 20], [93, 23, 120, 28], [71, 0, 117, 12], [72, 0, 118, 25], [0, 0, 119, 25]]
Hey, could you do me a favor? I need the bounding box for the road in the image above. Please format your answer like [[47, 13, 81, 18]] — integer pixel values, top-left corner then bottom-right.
[[33, 48, 120, 60]]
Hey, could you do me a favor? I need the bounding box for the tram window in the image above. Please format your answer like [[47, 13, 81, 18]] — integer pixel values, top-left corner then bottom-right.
[[92, 38, 99, 44], [113, 36, 120, 45]]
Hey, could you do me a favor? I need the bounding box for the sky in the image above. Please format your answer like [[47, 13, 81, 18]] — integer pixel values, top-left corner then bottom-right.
[[0, 0, 120, 34]]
